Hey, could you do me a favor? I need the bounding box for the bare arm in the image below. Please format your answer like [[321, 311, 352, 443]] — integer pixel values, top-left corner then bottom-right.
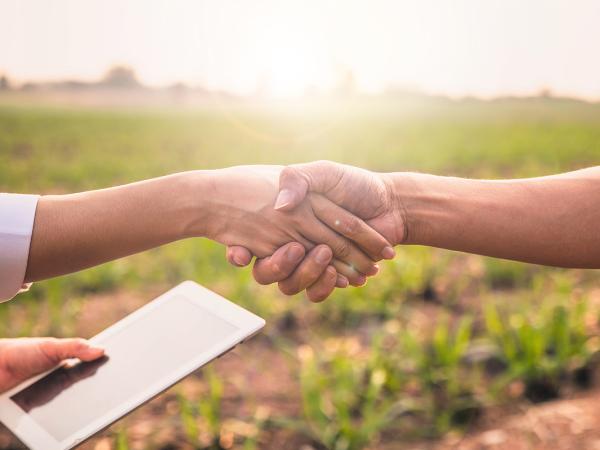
[[25, 172, 203, 282], [393, 166, 600, 268], [269, 162, 600, 276], [25, 167, 386, 285]]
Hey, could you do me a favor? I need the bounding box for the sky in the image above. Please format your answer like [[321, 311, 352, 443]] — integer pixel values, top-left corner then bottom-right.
[[1, 0, 600, 99]]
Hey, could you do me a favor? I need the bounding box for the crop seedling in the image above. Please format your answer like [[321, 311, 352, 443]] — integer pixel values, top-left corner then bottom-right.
[[484, 295, 594, 402], [114, 428, 130, 450], [297, 338, 397, 450], [178, 366, 225, 449], [397, 315, 481, 435]]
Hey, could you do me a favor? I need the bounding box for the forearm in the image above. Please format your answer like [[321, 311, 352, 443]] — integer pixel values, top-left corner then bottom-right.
[[25, 172, 209, 282], [393, 167, 600, 268]]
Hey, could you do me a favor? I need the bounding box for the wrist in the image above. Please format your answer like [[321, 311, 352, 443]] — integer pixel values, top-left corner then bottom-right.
[[174, 170, 218, 239], [386, 172, 439, 246], [389, 172, 474, 248]]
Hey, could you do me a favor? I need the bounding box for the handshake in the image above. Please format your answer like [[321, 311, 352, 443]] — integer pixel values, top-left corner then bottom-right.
[[17, 160, 599, 305], [204, 161, 407, 302]]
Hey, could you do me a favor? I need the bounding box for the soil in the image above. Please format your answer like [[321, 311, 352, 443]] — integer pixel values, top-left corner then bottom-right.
[[4, 287, 600, 450], [392, 389, 600, 450]]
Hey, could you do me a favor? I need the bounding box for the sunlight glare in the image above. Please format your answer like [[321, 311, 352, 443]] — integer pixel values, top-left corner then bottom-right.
[[254, 24, 333, 99]]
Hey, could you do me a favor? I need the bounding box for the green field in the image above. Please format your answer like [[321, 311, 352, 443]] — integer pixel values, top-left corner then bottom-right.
[[1, 96, 600, 449]]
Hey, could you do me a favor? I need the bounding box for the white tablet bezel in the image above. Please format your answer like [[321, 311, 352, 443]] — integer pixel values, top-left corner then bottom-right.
[[0, 280, 265, 450]]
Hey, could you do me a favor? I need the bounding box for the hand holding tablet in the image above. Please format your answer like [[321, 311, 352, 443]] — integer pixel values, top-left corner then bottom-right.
[[0, 281, 265, 450], [0, 338, 105, 395]]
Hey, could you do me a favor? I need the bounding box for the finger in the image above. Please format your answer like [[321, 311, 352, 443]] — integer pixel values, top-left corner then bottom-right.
[[40, 338, 105, 364], [274, 166, 309, 211], [337, 274, 349, 288], [310, 194, 396, 261], [278, 245, 333, 296], [331, 259, 369, 287], [299, 217, 379, 277], [226, 246, 253, 267], [275, 161, 342, 211], [252, 243, 305, 285], [306, 266, 338, 302]]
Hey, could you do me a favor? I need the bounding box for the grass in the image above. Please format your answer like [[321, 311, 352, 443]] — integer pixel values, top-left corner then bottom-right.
[[1, 95, 600, 449]]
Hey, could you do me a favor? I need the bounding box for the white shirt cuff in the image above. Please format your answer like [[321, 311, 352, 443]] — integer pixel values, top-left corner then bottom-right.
[[0, 194, 39, 302]]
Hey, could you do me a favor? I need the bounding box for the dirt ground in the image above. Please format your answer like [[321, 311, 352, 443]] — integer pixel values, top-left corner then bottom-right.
[[395, 389, 600, 450], [4, 288, 600, 450]]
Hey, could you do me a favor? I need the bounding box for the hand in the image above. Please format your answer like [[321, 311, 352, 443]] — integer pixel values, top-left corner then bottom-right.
[[227, 242, 346, 302], [202, 166, 391, 284], [0, 338, 105, 393], [226, 161, 404, 300], [274, 161, 406, 246]]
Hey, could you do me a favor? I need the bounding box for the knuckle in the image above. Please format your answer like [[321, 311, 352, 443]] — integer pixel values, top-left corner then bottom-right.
[[38, 340, 53, 354], [254, 256, 291, 285], [253, 267, 272, 285], [315, 160, 334, 170], [254, 274, 273, 286], [71, 338, 87, 347], [307, 268, 336, 302], [308, 291, 325, 303], [275, 263, 288, 277], [307, 284, 330, 303], [280, 165, 295, 181], [299, 268, 321, 287], [72, 339, 88, 353], [333, 241, 352, 259], [39, 339, 60, 362], [270, 262, 290, 280], [278, 281, 300, 296], [342, 216, 362, 237]]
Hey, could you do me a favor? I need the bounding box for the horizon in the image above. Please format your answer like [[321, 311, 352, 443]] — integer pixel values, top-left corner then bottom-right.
[[1, 68, 593, 103]]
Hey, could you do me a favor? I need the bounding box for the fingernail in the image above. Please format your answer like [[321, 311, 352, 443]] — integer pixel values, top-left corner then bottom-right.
[[315, 246, 332, 264], [355, 275, 367, 286], [382, 246, 396, 260], [337, 274, 349, 288], [362, 266, 376, 276], [274, 189, 294, 210], [233, 254, 247, 267], [368, 264, 380, 276], [83, 346, 105, 358], [286, 244, 304, 262]]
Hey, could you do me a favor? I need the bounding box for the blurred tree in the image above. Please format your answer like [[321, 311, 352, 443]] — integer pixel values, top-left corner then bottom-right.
[[0, 74, 11, 90], [538, 87, 553, 98], [101, 65, 141, 88]]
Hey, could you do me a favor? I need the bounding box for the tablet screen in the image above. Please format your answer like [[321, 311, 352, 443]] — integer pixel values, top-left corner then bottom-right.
[[10, 294, 238, 442]]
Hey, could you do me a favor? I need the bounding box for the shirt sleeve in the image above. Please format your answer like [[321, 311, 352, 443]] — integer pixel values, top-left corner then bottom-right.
[[0, 194, 40, 303]]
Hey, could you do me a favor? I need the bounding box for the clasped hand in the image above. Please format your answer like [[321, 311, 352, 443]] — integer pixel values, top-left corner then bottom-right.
[[214, 162, 406, 302]]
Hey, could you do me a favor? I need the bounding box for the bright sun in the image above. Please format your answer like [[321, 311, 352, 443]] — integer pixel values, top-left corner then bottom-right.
[[250, 23, 334, 99], [265, 46, 316, 99]]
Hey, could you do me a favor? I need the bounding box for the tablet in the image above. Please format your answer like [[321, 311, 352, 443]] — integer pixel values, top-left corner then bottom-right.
[[0, 281, 265, 450]]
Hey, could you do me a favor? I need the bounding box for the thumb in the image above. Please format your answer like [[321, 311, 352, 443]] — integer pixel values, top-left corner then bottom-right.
[[274, 161, 341, 212], [41, 338, 105, 364], [274, 166, 309, 211], [226, 246, 253, 267]]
